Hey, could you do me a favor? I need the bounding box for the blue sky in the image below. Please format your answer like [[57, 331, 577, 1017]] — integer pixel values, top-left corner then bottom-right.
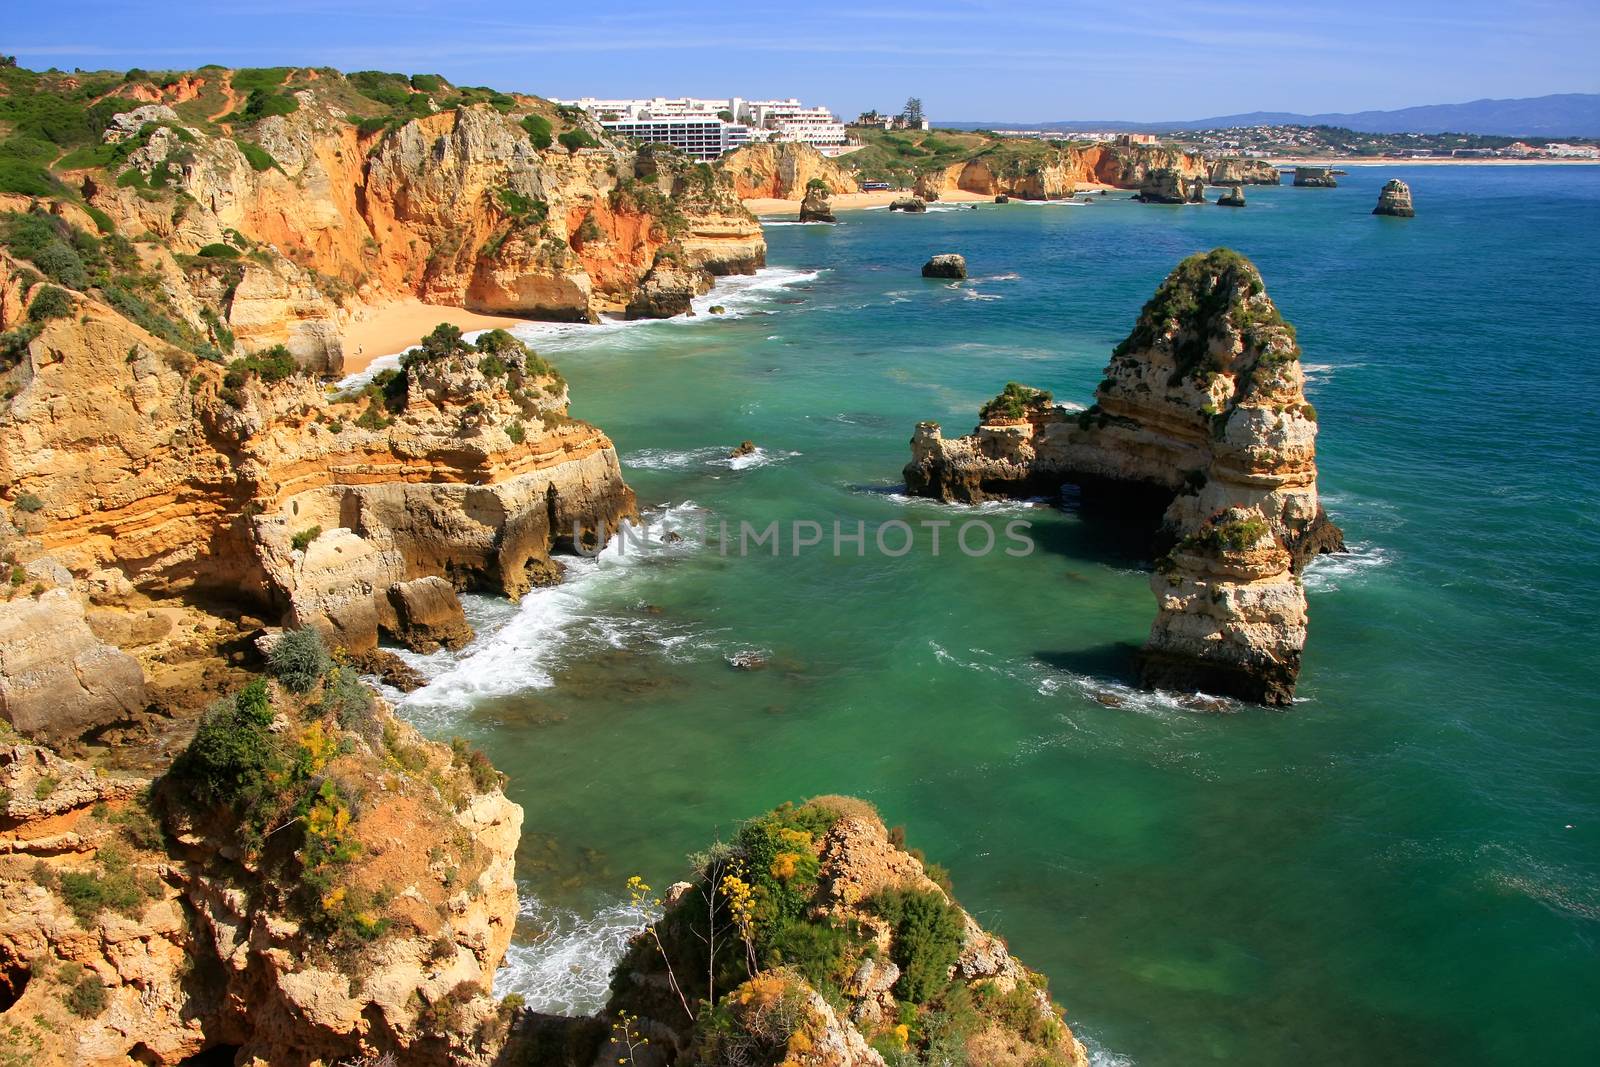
[[10, 0, 1598, 121]]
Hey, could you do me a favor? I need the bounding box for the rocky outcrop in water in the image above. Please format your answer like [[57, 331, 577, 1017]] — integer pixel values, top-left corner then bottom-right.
[[1138, 168, 1206, 203], [1293, 166, 1339, 188], [1373, 178, 1415, 217], [592, 797, 1089, 1067], [625, 261, 714, 319], [904, 250, 1343, 704], [1217, 184, 1247, 207], [798, 181, 837, 223], [922, 253, 968, 279], [888, 196, 928, 213], [1210, 158, 1281, 185]]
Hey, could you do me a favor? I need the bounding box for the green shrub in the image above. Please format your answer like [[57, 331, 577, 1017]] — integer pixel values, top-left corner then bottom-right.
[[195, 242, 240, 259], [83, 204, 114, 234], [477, 352, 508, 377], [27, 284, 72, 321], [869, 887, 964, 1004], [237, 89, 299, 122], [14, 491, 44, 513], [290, 525, 322, 552], [319, 666, 377, 739], [268, 627, 331, 693], [231, 67, 293, 92], [225, 345, 298, 386], [520, 114, 552, 149], [496, 188, 548, 224], [980, 381, 1051, 423], [409, 73, 446, 93], [168, 683, 280, 810], [450, 737, 504, 793], [235, 139, 278, 171], [50, 842, 153, 925], [558, 129, 599, 152], [66, 973, 108, 1017], [505, 420, 525, 444]]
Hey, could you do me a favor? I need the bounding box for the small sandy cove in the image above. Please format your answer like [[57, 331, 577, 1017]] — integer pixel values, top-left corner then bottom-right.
[[341, 300, 523, 375]]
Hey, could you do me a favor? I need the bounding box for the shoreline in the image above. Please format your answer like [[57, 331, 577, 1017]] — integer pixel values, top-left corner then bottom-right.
[[341, 300, 526, 375], [1266, 156, 1600, 167], [744, 187, 992, 215]]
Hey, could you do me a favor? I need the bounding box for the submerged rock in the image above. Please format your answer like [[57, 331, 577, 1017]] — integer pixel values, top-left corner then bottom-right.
[[888, 196, 927, 213], [921, 253, 968, 279], [626, 262, 715, 319], [730, 440, 758, 458], [388, 575, 474, 653], [903, 249, 1343, 705], [1373, 178, 1415, 217], [727, 649, 768, 670]]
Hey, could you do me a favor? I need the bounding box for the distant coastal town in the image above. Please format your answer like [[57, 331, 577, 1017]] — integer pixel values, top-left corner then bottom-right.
[[553, 93, 1600, 164]]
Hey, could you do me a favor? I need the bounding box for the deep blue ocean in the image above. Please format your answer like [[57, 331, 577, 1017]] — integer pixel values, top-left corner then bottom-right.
[[389, 165, 1600, 1065]]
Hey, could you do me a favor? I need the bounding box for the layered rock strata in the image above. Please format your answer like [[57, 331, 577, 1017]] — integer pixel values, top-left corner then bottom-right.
[[941, 141, 1207, 200], [1210, 158, 1282, 185], [723, 141, 859, 199], [0, 268, 634, 738], [1138, 169, 1206, 203], [904, 250, 1343, 704], [1293, 166, 1339, 188], [1373, 178, 1415, 217], [798, 182, 837, 223], [0, 693, 522, 1066]]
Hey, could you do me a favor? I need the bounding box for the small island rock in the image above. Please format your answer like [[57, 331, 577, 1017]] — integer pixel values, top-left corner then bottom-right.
[[1373, 178, 1415, 217], [1217, 184, 1246, 207], [922, 253, 968, 279], [888, 196, 927, 213]]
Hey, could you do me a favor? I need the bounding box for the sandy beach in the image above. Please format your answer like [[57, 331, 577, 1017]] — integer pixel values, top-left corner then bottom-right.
[[341, 300, 525, 375]]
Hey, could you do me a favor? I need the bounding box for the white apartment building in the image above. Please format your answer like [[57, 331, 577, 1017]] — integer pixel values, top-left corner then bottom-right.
[[552, 95, 848, 158]]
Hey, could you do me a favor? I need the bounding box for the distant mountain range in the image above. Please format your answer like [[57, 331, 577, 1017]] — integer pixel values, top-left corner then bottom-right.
[[942, 94, 1600, 138]]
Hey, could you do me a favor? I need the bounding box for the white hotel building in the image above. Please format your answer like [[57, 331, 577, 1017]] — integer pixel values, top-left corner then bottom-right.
[[551, 96, 848, 160]]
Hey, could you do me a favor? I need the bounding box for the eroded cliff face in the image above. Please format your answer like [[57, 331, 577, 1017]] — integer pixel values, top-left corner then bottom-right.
[[67, 76, 764, 352], [904, 250, 1343, 704], [591, 798, 1089, 1067], [0, 262, 634, 738], [1209, 158, 1282, 185], [0, 692, 522, 1066], [944, 142, 1208, 199], [723, 141, 860, 199]]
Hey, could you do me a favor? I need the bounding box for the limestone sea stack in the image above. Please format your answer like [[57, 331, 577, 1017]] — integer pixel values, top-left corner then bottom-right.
[[889, 196, 928, 213], [1138, 168, 1206, 203], [903, 249, 1344, 704], [922, 253, 968, 279], [798, 179, 838, 223], [1293, 166, 1339, 188], [1217, 184, 1247, 207], [1210, 158, 1282, 185], [1373, 178, 1415, 217]]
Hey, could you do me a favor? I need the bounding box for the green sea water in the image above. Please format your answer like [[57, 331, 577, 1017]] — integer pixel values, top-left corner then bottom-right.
[[387, 166, 1600, 1065]]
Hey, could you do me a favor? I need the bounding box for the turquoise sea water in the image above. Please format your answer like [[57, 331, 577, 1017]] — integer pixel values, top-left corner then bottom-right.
[[394, 166, 1600, 1065]]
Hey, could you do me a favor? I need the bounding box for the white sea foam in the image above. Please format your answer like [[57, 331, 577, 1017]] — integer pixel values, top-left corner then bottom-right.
[[395, 504, 704, 727], [495, 894, 655, 1015], [623, 446, 800, 473], [1302, 540, 1390, 593]]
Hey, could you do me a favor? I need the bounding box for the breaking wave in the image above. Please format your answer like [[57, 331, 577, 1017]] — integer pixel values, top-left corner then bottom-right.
[[623, 445, 801, 473], [1303, 540, 1391, 593], [495, 894, 654, 1015]]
